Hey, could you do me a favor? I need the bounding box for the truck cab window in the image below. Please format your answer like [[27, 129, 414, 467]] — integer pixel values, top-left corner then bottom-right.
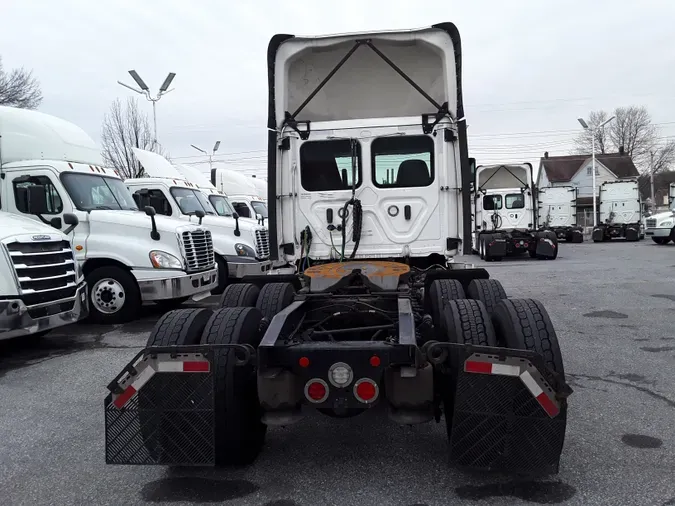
[[372, 135, 434, 188], [251, 201, 268, 218], [232, 201, 251, 218], [483, 195, 502, 210], [61, 173, 138, 211], [208, 195, 235, 217], [505, 194, 525, 209], [13, 176, 63, 214], [170, 187, 215, 216], [300, 139, 361, 191], [133, 189, 172, 216]]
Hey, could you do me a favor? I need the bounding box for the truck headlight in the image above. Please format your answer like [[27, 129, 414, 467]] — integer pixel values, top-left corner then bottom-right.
[[235, 243, 256, 257], [149, 250, 183, 269], [659, 221, 673, 228]]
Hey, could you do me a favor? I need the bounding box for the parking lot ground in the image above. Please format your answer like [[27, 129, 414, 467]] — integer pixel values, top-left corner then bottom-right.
[[2, 239, 675, 506]]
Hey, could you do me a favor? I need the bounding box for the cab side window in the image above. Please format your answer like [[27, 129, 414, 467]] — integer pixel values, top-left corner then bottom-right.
[[132, 189, 172, 216], [13, 176, 63, 215], [232, 202, 251, 218]]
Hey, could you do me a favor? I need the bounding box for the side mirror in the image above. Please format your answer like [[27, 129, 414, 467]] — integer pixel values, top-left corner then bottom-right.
[[16, 185, 48, 215], [232, 212, 241, 237], [144, 206, 160, 241], [195, 209, 205, 225], [63, 213, 79, 235], [50, 217, 62, 229], [232, 212, 239, 220]]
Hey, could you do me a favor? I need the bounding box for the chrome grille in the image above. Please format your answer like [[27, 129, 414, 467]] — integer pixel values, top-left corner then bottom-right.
[[181, 229, 215, 272], [6, 239, 78, 307], [646, 218, 657, 228], [255, 229, 270, 258]]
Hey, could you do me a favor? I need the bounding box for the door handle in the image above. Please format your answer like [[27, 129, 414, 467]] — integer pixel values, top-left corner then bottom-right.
[[404, 205, 411, 220]]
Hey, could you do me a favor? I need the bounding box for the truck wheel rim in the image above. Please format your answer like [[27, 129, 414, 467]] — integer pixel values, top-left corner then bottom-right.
[[92, 278, 125, 314]]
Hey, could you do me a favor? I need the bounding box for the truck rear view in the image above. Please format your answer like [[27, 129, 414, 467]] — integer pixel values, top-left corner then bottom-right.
[[103, 22, 572, 476], [593, 179, 642, 242], [537, 186, 584, 243]]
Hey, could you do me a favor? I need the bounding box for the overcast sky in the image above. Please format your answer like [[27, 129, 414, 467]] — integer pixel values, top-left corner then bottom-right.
[[3, 0, 675, 178]]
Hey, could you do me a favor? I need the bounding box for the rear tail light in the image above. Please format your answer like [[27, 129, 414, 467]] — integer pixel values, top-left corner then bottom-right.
[[304, 379, 329, 403], [353, 378, 379, 404]]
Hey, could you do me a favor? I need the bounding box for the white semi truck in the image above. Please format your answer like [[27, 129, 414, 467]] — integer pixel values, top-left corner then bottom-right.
[[211, 168, 268, 222], [592, 178, 642, 242], [0, 106, 218, 324], [471, 163, 558, 260], [0, 211, 88, 340], [104, 22, 571, 476], [537, 186, 583, 243], [126, 148, 273, 293], [645, 182, 675, 244]]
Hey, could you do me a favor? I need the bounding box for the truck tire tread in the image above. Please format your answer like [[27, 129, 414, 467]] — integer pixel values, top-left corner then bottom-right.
[[256, 282, 295, 319], [201, 307, 266, 465], [441, 298, 498, 347], [146, 308, 213, 347], [492, 298, 565, 380], [429, 279, 466, 337], [466, 279, 507, 316], [219, 283, 260, 308]]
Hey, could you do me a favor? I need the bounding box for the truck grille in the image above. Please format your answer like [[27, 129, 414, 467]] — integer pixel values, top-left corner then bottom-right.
[[5, 239, 78, 307], [255, 229, 270, 258], [646, 218, 657, 228], [181, 230, 215, 272]]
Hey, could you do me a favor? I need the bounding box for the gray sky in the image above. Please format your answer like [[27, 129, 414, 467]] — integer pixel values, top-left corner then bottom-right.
[[3, 0, 674, 178]]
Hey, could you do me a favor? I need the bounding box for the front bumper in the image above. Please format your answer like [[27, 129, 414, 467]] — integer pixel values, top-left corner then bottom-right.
[[0, 282, 88, 341], [134, 267, 219, 301], [645, 228, 671, 238], [224, 256, 273, 279]]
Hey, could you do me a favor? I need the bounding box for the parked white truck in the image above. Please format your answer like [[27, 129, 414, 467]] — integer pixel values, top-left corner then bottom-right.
[[0, 106, 218, 324], [592, 178, 642, 242], [645, 183, 675, 244], [211, 168, 268, 222], [126, 149, 273, 293], [471, 163, 558, 260], [0, 211, 88, 340], [537, 186, 583, 243]]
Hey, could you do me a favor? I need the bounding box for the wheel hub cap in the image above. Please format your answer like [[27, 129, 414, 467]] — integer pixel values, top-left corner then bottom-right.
[[92, 278, 125, 314]]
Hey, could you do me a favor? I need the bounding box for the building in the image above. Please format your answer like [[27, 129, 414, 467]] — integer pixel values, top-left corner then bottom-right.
[[537, 148, 640, 226]]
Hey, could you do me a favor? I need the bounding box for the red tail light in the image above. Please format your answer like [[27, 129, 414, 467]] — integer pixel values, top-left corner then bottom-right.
[[304, 379, 329, 403], [353, 378, 379, 404]]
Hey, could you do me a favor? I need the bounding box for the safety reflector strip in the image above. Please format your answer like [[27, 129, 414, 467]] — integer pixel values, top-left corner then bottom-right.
[[112, 354, 210, 409], [464, 355, 561, 418]]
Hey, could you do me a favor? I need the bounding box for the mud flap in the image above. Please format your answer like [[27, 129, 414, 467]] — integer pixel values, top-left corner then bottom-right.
[[485, 235, 507, 258], [535, 233, 556, 258], [625, 226, 639, 241], [105, 346, 228, 466], [592, 227, 604, 242], [447, 350, 570, 474]]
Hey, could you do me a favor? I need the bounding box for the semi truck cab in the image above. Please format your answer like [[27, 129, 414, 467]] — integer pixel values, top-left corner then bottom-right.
[[0, 106, 218, 324]]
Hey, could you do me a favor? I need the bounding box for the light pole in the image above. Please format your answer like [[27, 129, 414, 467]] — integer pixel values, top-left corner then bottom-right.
[[191, 141, 221, 170], [118, 70, 176, 150], [578, 115, 615, 227]]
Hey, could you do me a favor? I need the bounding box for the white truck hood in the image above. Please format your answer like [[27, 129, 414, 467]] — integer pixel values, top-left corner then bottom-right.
[[0, 213, 66, 241], [648, 210, 675, 223], [88, 210, 191, 234]]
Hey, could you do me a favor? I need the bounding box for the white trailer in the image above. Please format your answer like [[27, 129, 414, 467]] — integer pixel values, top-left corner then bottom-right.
[[0, 106, 218, 324], [537, 186, 583, 243], [0, 211, 88, 340], [592, 179, 642, 242]]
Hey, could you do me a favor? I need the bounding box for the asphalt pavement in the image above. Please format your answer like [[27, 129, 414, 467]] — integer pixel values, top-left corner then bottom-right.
[[2, 239, 675, 506]]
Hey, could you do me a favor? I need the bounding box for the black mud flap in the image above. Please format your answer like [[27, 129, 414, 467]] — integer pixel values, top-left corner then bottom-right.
[[534, 233, 556, 258], [426, 344, 571, 474], [104, 344, 254, 466], [592, 227, 604, 242], [485, 236, 507, 257], [625, 226, 639, 241]]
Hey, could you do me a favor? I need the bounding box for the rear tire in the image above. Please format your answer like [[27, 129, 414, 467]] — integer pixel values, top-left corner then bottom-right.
[[219, 283, 260, 308], [428, 279, 466, 339], [492, 299, 565, 380], [201, 307, 266, 465], [256, 282, 295, 319], [466, 279, 507, 316]]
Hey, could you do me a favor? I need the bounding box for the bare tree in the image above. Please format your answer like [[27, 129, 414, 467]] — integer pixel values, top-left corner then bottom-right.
[[0, 56, 43, 109], [101, 97, 169, 178], [573, 110, 611, 155]]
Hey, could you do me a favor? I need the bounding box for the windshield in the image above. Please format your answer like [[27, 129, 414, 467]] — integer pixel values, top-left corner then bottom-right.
[[208, 194, 235, 217], [251, 201, 268, 218], [170, 187, 215, 215], [61, 173, 138, 211]]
